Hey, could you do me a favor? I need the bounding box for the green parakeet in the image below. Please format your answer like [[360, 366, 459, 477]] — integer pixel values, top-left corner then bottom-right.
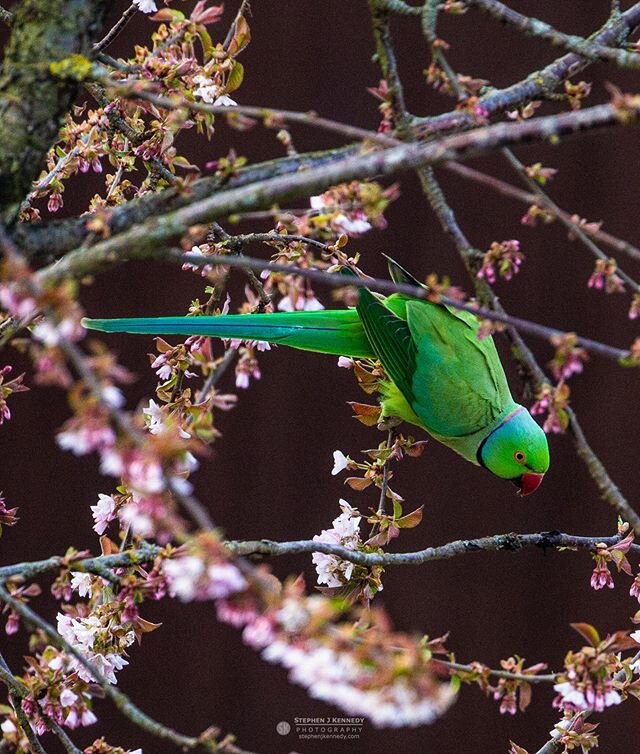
[[83, 257, 549, 494]]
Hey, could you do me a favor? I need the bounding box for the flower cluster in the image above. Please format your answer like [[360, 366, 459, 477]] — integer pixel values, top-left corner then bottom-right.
[[57, 604, 135, 685], [24, 2, 249, 218], [552, 624, 630, 713], [531, 382, 571, 434], [476, 240, 524, 283], [587, 257, 625, 294], [589, 531, 634, 591], [312, 500, 369, 589], [0, 366, 28, 424], [306, 181, 399, 239], [548, 333, 588, 381], [162, 534, 247, 602], [217, 578, 456, 728]]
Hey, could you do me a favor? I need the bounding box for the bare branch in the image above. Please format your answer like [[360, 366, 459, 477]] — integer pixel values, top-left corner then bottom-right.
[[226, 530, 638, 566]]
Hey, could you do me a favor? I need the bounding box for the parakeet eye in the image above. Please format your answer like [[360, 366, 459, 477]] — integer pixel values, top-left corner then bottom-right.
[[514, 450, 526, 464]]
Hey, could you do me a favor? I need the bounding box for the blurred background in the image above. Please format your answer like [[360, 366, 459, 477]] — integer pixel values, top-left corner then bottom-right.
[[2, 1, 640, 752]]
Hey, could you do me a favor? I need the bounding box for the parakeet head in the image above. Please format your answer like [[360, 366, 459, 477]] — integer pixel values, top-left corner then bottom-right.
[[477, 406, 549, 495]]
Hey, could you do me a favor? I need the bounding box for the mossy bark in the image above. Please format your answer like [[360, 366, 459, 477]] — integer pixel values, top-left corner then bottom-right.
[[0, 0, 108, 222]]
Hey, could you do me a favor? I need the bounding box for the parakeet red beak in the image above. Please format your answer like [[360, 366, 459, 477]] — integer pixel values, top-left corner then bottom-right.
[[519, 472, 545, 496]]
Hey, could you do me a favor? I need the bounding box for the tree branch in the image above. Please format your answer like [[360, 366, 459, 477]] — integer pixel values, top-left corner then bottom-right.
[[31, 100, 640, 285], [226, 530, 637, 566], [467, 0, 640, 68]]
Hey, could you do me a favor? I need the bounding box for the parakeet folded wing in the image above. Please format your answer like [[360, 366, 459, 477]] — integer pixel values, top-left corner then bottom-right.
[[405, 300, 513, 437], [356, 287, 514, 439], [355, 288, 417, 402]]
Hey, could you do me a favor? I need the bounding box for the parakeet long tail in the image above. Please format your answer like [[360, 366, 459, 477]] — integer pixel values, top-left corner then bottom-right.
[[82, 310, 376, 358]]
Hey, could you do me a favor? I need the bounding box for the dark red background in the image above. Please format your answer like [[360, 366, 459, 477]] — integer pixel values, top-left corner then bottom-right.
[[2, 2, 640, 752]]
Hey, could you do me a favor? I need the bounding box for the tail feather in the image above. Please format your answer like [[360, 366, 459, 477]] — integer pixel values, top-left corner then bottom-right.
[[82, 310, 375, 358]]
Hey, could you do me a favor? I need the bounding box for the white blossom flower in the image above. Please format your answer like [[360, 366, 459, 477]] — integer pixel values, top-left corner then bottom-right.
[[276, 599, 310, 633], [331, 450, 349, 476], [119, 502, 155, 538], [277, 295, 296, 312], [312, 500, 362, 586], [205, 563, 247, 599], [213, 94, 237, 107], [337, 356, 353, 369], [333, 212, 372, 237], [303, 295, 324, 311], [193, 75, 220, 103], [91, 493, 117, 535], [553, 681, 587, 710], [101, 385, 125, 408], [143, 399, 165, 435], [133, 0, 157, 13], [70, 572, 93, 597], [127, 457, 164, 495], [80, 708, 98, 725], [163, 555, 205, 602], [100, 447, 124, 476], [59, 688, 78, 707], [57, 425, 116, 456]]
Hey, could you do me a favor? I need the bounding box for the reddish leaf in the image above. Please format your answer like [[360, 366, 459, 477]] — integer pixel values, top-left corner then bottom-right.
[[345, 476, 372, 491], [396, 505, 424, 529], [570, 622, 601, 648], [348, 401, 381, 426]]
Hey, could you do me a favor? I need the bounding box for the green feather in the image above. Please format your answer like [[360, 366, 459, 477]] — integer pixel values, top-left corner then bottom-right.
[[83, 310, 375, 358]]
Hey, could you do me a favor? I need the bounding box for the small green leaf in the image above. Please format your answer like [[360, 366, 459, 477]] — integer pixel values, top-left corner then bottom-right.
[[227, 61, 244, 93]]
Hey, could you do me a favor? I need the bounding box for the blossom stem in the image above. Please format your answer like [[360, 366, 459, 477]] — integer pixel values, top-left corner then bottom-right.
[[438, 659, 558, 684]]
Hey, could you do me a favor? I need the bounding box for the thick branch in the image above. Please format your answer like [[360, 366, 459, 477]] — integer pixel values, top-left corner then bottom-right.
[[13, 147, 355, 263], [33, 101, 640, 285]]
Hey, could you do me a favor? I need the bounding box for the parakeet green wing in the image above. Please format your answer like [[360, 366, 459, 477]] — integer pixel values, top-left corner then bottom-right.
[[405, 300, 514, 437], [355, 287, 417, 402]]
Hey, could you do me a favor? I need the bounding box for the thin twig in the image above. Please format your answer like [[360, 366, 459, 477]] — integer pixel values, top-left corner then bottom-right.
[[501, 147, 640, 292], [438, 659, 558, 684], [444, 161, 640, 263], [92, 3, 138, 54], [413, 3, 640, 135], [467, 0, 640, 68]]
